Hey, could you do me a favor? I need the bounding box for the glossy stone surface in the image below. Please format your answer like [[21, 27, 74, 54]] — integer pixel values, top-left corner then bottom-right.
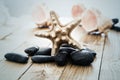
[[24, 46, 39, 56], [70, 48, 96, 66], [4, 53, 28, 63]]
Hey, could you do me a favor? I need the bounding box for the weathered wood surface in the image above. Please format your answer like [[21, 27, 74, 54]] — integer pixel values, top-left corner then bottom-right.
[[18, 27, 87, 80], [59, 35, 105, 80], [99, 31, 120, 80], [18, 28, 105, 80], [0, 23, 50, 80], [0, 26, 120, 80], [0, 36, 50, 80], [0, 24, 34, 60]]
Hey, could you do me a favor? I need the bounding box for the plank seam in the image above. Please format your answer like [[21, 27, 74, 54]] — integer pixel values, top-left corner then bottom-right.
[[0, 33, 12, 40], [17, 43, 51, 80], [17, 63, 33, 80], [58, 64, 72, 80], [98, 37, 107, 80]]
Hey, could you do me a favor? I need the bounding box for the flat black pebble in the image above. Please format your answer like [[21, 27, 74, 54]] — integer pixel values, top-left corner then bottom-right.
[[112, 18, 119, 24], [55, 51, 69, 66], [38, 26, 49, 29], [59, 47, 76, 54], [32, 55, 54, 63], [60, 43, 73, 47], [81, 48, 96, 57], [111, 26, 120, 31], [70, 48, 96, 66], [24, 46, 39, 56], [4, 53, 28, 63], [35, 47, 51, 55]]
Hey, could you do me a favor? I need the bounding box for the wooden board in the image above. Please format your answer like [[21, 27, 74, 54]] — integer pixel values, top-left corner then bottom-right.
[[0, 22, 51, 80], [0, 16, 34, 40], [18, 34, 105, 80], [0, 24, 35, 60], [0, 26, 18, 40], [0, 37, 50, 80], [59, 35, 105, 80], [19, 42, 65, 80], [99, 31, 120, 80], [19, 63, 65, 80], [18, 27, 85, 80]]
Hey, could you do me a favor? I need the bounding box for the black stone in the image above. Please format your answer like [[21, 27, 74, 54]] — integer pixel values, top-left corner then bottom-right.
[[60, 43, 73, 47], [70, 48, 96, 66], [31, 55, 54, 63], [55, 51, 69, 66], [112, 18, 119, 25], [111, 26, 120, 32], [32, 50, 69, 65], [59, 47, 76, 54], [82, 48, 96, 57], [24, 46, 39, 56], [38, 26, 49, 29], [4, 53, 28, 63], [35, 47, 51, 55]]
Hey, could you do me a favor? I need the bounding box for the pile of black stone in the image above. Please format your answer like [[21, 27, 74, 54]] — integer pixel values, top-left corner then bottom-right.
[[4, 44, 96, 66]]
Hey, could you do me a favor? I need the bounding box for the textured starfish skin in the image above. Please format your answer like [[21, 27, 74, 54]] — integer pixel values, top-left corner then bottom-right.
[[35, 11, 81, 56]]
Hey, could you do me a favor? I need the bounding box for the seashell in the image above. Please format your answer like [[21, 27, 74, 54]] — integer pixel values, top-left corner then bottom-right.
[[70, 48, 96, 66], [24, 46, 39, 56], [4, 53, 28, 63], [31, 55, 54, 63]]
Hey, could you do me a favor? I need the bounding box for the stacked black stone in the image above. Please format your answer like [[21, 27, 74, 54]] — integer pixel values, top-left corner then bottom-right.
[[70, 48, 96, 66], [4, 44, 96, 66], [24, 46, 39, 56]]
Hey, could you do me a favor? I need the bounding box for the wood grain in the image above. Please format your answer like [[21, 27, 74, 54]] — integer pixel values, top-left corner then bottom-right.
[[0, 25, 34, 60], [18, 27, 86, 80], [19, 43, 65, 80], [99, 31, 120, 80], [19, 63, 65, 80], [0, 26, 18, 40], [59, 35, 105, 80], [0, 37, 50, 80]]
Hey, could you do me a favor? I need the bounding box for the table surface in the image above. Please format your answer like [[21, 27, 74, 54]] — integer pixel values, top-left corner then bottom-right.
[[0, 19, 120, 80], [0, 0, 120, 79]]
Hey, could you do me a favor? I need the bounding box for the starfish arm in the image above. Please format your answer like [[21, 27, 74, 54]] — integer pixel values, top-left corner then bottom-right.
[[51, 41, 60, 56], [68, 38, 82, 50], [35, 31, 51, 38], [65, 18, 81, 34], [50, 11, 61, 28], [35, 11, 83, 56]]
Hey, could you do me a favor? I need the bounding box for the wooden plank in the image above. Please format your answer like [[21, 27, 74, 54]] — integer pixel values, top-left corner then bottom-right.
[[59, 35, 105, 80], [19, 41, 65, 80], [0, 16, 34, 40], [18, 27, 85, 80], [19, 63, 65, 80], [99, 31, 120, 80], [0, 23, 37, 60], [0, 37, 50, 80], [0, 26, 18, 40]]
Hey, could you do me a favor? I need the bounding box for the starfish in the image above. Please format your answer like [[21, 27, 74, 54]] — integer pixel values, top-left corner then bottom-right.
[[35, 11, 82, 56]]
